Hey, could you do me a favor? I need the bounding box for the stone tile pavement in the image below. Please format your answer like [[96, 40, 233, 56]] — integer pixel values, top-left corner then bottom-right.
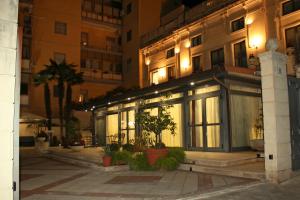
[[20, 148, 258, 200]]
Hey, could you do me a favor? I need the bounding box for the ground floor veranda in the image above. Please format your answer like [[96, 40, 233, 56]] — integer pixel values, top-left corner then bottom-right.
[[94, 69, 263, 152]]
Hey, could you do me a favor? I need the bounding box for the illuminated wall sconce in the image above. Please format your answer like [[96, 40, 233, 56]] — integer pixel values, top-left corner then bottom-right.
[[250, 35, 263, 49], [175, 46, 180, 54], [145, 57, 151, 65], [245, 17, 253, 25], [185, 40, 191, 48], [158, 67, 166, 77], [181, 58, 189, 70]]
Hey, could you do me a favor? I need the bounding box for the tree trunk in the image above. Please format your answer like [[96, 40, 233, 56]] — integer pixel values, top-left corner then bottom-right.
[[44, 82, 52, 130], [64, 84, 72, 145], [58, 80, 65, 144]]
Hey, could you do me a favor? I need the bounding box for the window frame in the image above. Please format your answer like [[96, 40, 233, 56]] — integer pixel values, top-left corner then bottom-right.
[[126, 30, 132, 42], [210, 48, 225, 69], [54, 21, 67, 35], [231, 17, 245, 33], [191, 34, 203, 47], [233, 40, 248, 68], [166, 48, 175, 59], [282, 0, 300, 16], [192, 54, 202, 73], [126, 3, 132, 15]]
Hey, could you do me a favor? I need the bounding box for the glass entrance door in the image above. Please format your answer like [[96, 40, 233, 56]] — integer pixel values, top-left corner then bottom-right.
[[189, 96, 222, 150]]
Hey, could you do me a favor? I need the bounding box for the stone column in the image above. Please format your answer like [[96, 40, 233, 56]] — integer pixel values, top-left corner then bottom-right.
[[0, 0, 19, 199], [259, 40, 292, 183]]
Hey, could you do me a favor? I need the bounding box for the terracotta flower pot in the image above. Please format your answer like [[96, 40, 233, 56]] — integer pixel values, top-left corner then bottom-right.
[[102, 155, 112, 167], [145, 148, 168, 166]]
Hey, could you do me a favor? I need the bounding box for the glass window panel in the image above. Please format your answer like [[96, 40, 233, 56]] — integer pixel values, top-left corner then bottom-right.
[[230, 95, 261, 147], [231, 17, 245, 32], [206, 97, 220, 124], [124, 102, 136, 108], [121, 111, 127, 129], [207, 125, 220, 148], [106, 114, 118, 143], [128, 110, 135, 129], [189, 100, 202, 125], [234, 40, 247, 68], [195, 85, 220, 95], [162, 104, 183, 147], [128, 130, 135, 144], [107, 105, 119, 111], [152, 71, 159, 85], [190, 126, 203, 148]]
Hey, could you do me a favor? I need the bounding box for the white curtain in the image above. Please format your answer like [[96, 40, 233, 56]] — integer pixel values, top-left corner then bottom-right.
[[106, 114, 118, 143]]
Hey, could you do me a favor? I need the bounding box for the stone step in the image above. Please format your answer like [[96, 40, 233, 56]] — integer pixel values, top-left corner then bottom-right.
[[44, 153, 129, 172], [185, 156, 260, 167], [179, 163, 265, 180]]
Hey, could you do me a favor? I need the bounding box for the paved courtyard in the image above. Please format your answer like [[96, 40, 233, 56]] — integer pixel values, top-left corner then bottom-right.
[[20, 149, 257, 200]]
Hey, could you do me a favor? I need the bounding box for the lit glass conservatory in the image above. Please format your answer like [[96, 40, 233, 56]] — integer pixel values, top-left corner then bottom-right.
[[94, 70, 262, 152]]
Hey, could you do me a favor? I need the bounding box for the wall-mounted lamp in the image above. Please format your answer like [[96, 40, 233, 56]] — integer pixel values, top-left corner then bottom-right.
[[145, 57, 151, 65], [185, 40, 191, 48], [182, 58, 189, 70], [245, 18, 253, 25], [175, 46, 180, 54], [250, 35, 262, 49]]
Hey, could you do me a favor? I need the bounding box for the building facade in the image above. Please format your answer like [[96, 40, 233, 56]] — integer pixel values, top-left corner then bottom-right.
[[94, 0, 300, 151], [18, 0, 123, 135]]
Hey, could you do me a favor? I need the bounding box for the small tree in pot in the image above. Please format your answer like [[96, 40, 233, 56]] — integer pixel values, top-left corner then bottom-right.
[[136, 100, 176, 165]]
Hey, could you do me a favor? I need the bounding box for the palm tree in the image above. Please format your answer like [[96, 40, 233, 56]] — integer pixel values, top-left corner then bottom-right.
[[64, 70, 84, 143], [44, 59, 76, 141], [34, 69, 53, 131]]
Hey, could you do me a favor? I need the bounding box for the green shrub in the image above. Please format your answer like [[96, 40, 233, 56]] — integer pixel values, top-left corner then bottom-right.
[[129, 153, 153, 171], [155, 157, 179, 171], [112, 150, 132, 165], [167, 148, 185, 163], [109, 143, 120, 152], [122, 143, 134, 152]]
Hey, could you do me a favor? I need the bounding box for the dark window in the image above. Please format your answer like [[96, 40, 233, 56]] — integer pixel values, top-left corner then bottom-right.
[[53, 85, 59, 97], [23, 15, 32, 35], [126, 58, 132, 72], [115, 63, 122, 74], [21, 83, 28, 95], [127, 30, 132, 42], [55, 21, 67, 35], [166, 48, 175, 58], [286, 25, 300, 63], [211, 48, 224, 69], [231, 17, 245, 32], [192, 55, 202, 72], [53, 52, 66, 64], [167, 66, 176, 80], [81, 32, 88, 46], [126, 3, 132, 14], [282, 0, 300, 15], [234, 41, 247, 68], [191, 35, 202, 47], [22, 37, 31, 59]]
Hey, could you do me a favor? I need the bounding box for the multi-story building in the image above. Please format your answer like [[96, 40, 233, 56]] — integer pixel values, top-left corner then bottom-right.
[[18, 0, 123, 134], [93, 0, 300, 151]]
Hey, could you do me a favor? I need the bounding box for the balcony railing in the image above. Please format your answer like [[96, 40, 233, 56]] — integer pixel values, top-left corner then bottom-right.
[[81, 68, 122, 83], [141, 0, 239, 47], [81, 10, 122, 27], [81, 45, 122, 56]]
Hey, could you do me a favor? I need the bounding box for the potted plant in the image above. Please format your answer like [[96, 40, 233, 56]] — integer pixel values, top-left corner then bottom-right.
[[67, 118, 85, 151], [136, 98, 176, 166], [102, 145, 113, 167], [32, 121, 50, 153]]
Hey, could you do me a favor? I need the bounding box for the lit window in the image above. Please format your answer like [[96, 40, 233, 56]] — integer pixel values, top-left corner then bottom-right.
[[234, 40, 247, 68], [166, 48, 175, 59], [231, 17, 245, 32], [81, 32, 88, 46], [191, 35, 202, 47], [282, 0, 300, 15], [211, 48, 224, 69], [55, 21, 67, 35], [152, 71, 159, 85]]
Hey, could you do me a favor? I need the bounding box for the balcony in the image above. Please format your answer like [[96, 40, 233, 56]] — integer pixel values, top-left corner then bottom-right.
[[81, 45, 122, 56], [141, 0, 238, 47], [81, 68, 122, 83], [81, 11, 122, 28]]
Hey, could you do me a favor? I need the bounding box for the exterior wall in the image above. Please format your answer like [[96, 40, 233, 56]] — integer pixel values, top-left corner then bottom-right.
[[19, 0, 122, 119], [122, 0, 162, 88]]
